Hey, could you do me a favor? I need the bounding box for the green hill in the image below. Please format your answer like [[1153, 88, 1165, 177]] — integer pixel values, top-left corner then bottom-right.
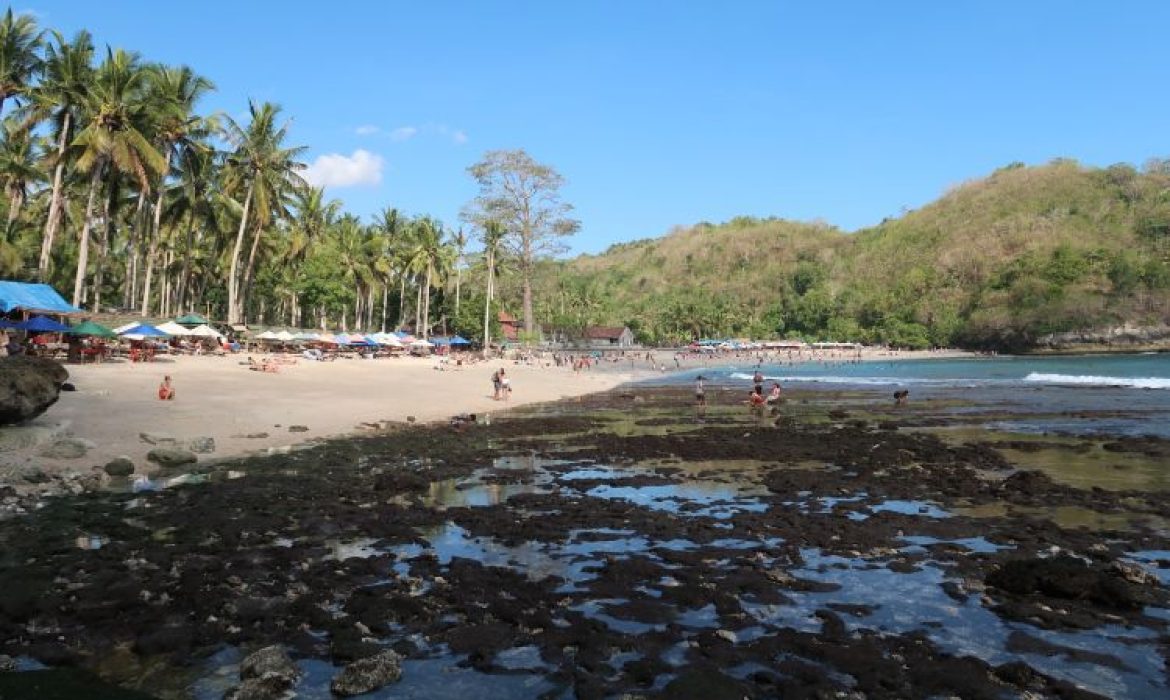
[[529, 159, 1170, 350]]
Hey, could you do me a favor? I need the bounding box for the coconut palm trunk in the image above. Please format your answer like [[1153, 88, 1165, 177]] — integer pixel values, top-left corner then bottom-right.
[[37, 113, 69, 280], [227, 182, 254, 325], [140, 187, 166, 315], [482, 246, 496, 359], [71, 163, 104, 307]]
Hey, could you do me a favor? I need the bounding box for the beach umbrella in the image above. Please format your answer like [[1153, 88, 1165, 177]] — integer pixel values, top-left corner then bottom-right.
[[293, 331, 318, 341], [449, 335, 471, 345], [67, 320, 117, 338], [0, 317, 22, 329], [377, 333, 403, 346], [119, 324, 170, 339], [156, 320, 193, 336], [187, 324, 225, 340], [175, 313, 209, 326], [409, 338, 433, 348], [113, 322, 139, 334], [17, 315, 71, 333], [255, 330, 279, 340], [332, 334, 351, 345], [430, 336, 451, 346], [274, 330, 295, 341]]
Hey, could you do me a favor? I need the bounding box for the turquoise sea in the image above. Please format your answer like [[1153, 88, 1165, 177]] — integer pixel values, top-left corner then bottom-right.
[[652, 353, 1170, 437]]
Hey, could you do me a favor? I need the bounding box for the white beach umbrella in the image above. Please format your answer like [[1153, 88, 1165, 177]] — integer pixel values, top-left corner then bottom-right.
[[274, 330, 295, 341], [187, 324, 225, 340], [255, 330, 279, 340], [156, 321, 193, 336]]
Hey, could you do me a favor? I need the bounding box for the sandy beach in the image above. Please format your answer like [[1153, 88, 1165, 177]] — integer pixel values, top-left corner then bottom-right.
[[7, 354, 641, 476], [1, 346, 974, 483]]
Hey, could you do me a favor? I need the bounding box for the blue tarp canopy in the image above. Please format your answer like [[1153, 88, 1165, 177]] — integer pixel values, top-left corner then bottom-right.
[[430, 336, 451, 346], [449, 335, 471, 345], [120, 324, 170, 338], [17, 315, 71, 332], [0, 281, 81, 314]]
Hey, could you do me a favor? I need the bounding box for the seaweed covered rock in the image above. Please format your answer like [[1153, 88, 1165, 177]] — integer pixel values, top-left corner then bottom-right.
[[987, 555, 1163, 610], [0, 356, 68, 425]]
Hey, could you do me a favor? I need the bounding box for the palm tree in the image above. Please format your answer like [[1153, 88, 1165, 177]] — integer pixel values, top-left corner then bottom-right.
[[334, 214, 377, 330], [25, 30, 94, 280], [451, 225, 467, 317], [407, 216, 454, 339], [164, 138, 222, 313], [480, 219, 505, 357], [0, 118, 43, 237], [285, 186, 340, 325], [222, 100, 306, 324], [372, 206, 413, 330], [0, 9, 43, 116], [139, 64, 214, 315], [69, 48, 167, 308]]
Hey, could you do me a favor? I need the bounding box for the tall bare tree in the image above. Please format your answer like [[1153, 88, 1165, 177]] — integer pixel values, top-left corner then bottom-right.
[[466, 149, 579, 338]]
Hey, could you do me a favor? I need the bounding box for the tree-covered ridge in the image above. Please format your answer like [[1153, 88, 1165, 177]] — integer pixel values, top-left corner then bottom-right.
[[535, 160, 1170, 349]]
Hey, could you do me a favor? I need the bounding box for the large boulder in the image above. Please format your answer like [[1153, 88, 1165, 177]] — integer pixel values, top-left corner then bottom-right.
[[330, 650, 402, 696], [0, 356, 68, 426], [146, 448, 198, 468], [224, 645, 302, 700]]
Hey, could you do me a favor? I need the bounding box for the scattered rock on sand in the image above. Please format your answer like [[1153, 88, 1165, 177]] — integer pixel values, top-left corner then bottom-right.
[[15, 464, 49, 484], [0, 356, 67, 425], [104, 457, 135, 476], [288, 425, 309, 433], [187, 436, 216, 454], [330, 650, 402, 696], [224, 645, 302, 700], [139, 432, 178, 446], [146, 448, 198, 468], [38, 437, 92, 459]]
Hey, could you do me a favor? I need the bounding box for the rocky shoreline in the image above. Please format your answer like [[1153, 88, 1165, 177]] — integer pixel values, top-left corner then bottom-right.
[[0, 384, 1168, 698]]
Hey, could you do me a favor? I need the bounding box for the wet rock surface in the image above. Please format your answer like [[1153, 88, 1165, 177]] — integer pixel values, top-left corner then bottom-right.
[[0, 386, 1166, 698], [0, 356, 67, 425]]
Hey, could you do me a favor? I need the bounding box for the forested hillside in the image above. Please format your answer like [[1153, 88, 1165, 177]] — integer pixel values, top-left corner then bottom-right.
[[529, 160, 1170, 350]]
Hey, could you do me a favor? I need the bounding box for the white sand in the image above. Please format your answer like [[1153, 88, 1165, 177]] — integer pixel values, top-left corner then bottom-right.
[[30, 354, 643, 473], [11, 345, 972, 478]]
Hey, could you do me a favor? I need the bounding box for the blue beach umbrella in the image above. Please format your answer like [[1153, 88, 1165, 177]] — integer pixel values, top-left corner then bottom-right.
[[449, 335, 471, 345], [18, 315, 72, 332], [119, 324, 170, 338]]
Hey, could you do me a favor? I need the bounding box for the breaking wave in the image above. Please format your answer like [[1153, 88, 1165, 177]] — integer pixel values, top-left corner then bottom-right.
[[1023, 373, 1170, 390]]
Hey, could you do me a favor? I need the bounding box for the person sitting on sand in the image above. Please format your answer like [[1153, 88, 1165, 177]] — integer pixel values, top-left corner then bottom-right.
[[765, 381, 782, 405], [158, 375, 175, 400], [747, 387, 766, 413], [894, 389, 909, 406]]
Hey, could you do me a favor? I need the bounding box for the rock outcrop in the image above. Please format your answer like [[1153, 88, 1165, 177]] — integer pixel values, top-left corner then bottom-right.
[[0, 356, 68, 426], [1036, 324, 1170, 350], [330, 650, 403, 696]]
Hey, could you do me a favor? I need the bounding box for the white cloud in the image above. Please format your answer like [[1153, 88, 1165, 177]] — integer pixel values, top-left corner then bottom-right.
[[390, 126, 418, 142], [355, 124, 380, 136], [303, 150, 384, 188], [451, 129, 468, 145]]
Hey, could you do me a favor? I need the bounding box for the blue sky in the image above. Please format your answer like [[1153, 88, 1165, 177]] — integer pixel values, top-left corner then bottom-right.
[[22, 1, 1170, 255]]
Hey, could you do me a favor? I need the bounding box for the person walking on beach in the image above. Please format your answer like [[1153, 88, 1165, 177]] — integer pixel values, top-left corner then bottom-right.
[[695, 375, 707, 407], [499, 368, 512, 400], [491, 369, 501, 399], [752, 370, 765, 395]]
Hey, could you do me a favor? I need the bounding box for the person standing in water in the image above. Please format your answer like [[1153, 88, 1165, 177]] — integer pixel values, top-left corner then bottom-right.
[[695, 375, 707, 406]]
